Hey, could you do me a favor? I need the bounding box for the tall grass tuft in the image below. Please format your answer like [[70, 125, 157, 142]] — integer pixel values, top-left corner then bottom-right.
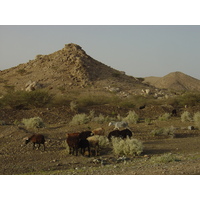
[[111, 137, 143, 156]]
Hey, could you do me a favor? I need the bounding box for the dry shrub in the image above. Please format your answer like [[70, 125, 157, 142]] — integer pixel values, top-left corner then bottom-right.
[[151, 153, 178, 164], [145, 118, 151, 125], [70, 101, 78, 112], [193, 112, 200, 129], [111, 137, 143, 156], [123, 110, 139, 124], [92, 114, 110, 124], [22, 117, 45, 130], [158, 113, 171, 121], [69, 113, 90, 125], [98, 136, 110, 148], [181, 111, 192, 122], [151, 126, 175, 137]]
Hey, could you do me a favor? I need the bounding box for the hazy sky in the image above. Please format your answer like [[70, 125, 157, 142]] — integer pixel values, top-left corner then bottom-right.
[[1, 25, 200, 79]]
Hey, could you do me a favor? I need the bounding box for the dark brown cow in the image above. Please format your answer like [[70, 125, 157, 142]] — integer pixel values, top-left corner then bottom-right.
[[25, 134, 45, 151], [79, 131, 93, 139], [66, 131, 92, 156], [108, 129, 132, 141], [172, 109, 177, 116]]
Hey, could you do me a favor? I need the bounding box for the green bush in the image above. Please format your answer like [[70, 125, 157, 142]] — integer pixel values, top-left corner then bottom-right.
[[193, 112, 200, 129], [181, 111, 192, 122], [22, 117, 45, 130], [111, 137, 143, 156]]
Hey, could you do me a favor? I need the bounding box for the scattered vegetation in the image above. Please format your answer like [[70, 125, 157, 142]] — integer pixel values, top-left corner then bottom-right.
[[169, 92, 200, 107], [179, 92, 200, 107], [0, 90, 52, 109]]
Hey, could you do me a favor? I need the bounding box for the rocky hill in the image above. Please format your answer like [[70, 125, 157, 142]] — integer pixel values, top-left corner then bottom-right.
[[143, 71, 200, 91], [0, 43, 151, 97]]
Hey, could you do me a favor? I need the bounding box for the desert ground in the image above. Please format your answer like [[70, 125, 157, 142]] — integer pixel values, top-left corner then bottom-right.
[[1, 105, 200, 175]]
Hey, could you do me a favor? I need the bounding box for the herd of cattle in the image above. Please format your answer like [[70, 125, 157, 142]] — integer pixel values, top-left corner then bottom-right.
[[24, 121, 133, 157]]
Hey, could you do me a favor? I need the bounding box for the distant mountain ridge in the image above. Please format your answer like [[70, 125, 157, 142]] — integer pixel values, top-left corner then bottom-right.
[[143, 71, 200, 91]]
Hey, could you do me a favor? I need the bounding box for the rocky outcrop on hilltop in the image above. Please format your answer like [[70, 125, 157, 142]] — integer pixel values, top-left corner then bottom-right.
[[0, 43, 149, 95]]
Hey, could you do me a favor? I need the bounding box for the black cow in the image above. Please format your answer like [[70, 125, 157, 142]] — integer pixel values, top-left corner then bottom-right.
[[108, 129, 132, 141]]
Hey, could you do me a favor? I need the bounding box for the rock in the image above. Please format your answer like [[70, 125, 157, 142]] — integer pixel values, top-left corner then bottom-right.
[[25, 80, 43, 91]]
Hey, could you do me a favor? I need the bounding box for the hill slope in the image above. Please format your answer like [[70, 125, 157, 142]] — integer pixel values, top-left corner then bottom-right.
[[0, 43, 150, 96], [143, 71, 200, 91]]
